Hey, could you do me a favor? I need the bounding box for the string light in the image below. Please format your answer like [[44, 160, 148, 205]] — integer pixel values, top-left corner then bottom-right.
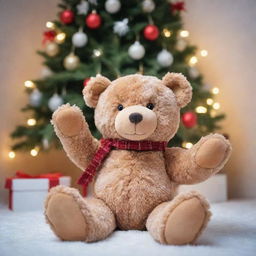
[[24, 80, 35, 88], [195, 106, 207, 113], [46, 21, 55, 29], [182, 142, 193, 149], [27, 118, 37, 126], [210, 110, 217, 117], [206, 98, 214, 105], [163, 28, 172, 38], [30, 147, 39, 157], [93, 49, 102, 57], [189, 56, 198, 66], [212, 87, 220, 95], [8, 151, 16, 159], [213, 102, 221, 110], [200, 50, 208, 57], [180, 30, 189, 38], [55, 33, 66, 44]]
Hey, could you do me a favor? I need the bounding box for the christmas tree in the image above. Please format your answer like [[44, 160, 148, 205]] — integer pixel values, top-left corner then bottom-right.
[[10, 0, 225, 157]]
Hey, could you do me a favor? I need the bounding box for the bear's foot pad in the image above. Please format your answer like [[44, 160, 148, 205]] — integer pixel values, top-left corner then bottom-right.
[[45, 192, 87, 241]]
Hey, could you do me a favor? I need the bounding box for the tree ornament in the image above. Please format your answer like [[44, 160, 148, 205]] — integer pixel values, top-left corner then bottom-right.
[[72, 31, 88, 47], [29, 89, 42, 107], [113, 18, 129, 37], [143, 25, 159, 41], [40, 66, 53, 78], [182, 111, 197, 128], [170, 1, 185, 13], [128, 41, 145, 60], [60, 10, 75, 24], [83, 78, 91, 87], [45, 42, 59, 57], [176, 38, 187, 51], [48, 93, 63, 112], [189, 67, 199, 79], [77, 1, 89, 15], [142, 0, 155, 13], [105, 0, 121, 14], [64, 53, 80, 70], [42, 30, 56, 45], [157, 49, 173, 67], [42, 138, 50, 150], [86, 12, 102, 29], [89, 0, 98, 5]]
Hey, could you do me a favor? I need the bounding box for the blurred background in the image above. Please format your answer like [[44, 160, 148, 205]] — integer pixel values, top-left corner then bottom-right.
[[0, 0, 256, 203]]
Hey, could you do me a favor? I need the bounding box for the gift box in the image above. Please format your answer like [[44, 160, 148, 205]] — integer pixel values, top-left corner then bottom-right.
[[5, 171, 71, 211]]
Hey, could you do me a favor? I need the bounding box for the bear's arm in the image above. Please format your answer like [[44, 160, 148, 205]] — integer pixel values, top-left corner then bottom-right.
[[51, 104, 99, 170], [164, 134, 231, 184]]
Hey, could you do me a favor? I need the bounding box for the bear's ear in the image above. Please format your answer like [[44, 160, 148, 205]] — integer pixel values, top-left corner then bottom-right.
[[162, 72, 192, 108], [83, 74, 111, 108]]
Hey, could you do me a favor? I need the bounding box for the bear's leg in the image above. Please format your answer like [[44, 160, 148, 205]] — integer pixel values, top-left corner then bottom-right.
[[44, 185, 116, 242], [146, 191, 211, 245]]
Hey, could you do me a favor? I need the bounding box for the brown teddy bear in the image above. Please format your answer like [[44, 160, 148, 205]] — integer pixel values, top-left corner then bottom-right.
[[44, 73, 231, 245]]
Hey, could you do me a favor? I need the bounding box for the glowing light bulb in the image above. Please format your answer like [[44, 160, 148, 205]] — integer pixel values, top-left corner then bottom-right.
[[93, 49, 102, 57], [210, 110, 217, 117], [206, 98, 214, 105], [30, 147, 39, 157], [55, 33, 66, 44], [27, 118, 37, 126], [189, 56, 198, 66], [196, 106, 207, 114], [24, 80, 35, 88], [182, 142, 193, 149], [163, 28, 172, 38], [8, 151, 16, 159], [46, 21, 55, 29], [213, 102, 221, 110], [180, 30, 189, 38], [212, 87, 220, 95], [200, 50, 208, 57]]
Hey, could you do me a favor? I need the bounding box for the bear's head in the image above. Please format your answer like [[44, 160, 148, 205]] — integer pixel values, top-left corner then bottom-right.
[[83, 73, 192, 142]]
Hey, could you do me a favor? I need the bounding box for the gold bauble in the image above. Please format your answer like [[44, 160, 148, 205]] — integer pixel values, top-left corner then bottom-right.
[[45, 42, 59, 57], [63, 53, 80, 70]]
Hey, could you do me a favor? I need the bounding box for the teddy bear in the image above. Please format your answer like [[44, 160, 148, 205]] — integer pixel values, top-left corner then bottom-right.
[[44, 72, 231, 245]]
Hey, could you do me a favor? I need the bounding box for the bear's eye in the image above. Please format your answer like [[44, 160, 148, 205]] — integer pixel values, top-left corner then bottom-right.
[[117, 104, 124, 111], [146, 103, 154, 110]]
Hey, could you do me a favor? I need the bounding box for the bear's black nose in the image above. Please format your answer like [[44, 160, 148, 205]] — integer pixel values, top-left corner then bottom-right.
[[129, 113, 143, 124]]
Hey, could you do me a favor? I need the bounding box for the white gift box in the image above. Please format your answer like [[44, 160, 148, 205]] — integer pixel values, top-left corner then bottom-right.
[[5, 175, 71, 211], [178, 174, 227, 203]]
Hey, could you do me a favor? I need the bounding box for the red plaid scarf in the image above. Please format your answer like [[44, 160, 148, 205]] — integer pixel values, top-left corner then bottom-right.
[[77, 138, 167, 195]]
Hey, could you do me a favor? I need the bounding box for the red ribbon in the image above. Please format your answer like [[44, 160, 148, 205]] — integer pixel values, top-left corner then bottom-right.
[[42, 30, 56, 45], [5, 171, 63, 210], [170, 1, 186, 13]]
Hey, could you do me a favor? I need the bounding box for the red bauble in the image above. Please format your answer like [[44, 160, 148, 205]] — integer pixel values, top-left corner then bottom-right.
[[86, 13, 102, 29], [83, 78, 91, 87], [60, 10, 75, 24], [170, 1, 186, 13], [143, 25, 159, 41], [182, 112, 197, 128]]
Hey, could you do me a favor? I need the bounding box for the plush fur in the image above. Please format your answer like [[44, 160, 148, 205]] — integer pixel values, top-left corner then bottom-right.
[[45, 72, 232, 245]]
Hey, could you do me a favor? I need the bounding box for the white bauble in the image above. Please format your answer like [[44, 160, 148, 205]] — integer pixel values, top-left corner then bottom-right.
[[29, 89, 42, 107], [157, 49, 173, 67], [77, 1, 89, 15], [64, 53, 80, 70], [45, 42, 59, 57], [40, 66, 53, 78], [128, 41, 145, 60], [72, 31, 88, 47], [48, 94, 63, 112], [176, 39, 187, 51], [142, 0, 155, 13], [113, 18, 129, 36], [42, 138, 50, 150], [105, 0, 121, 14], [189, 67, 199, 79]]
